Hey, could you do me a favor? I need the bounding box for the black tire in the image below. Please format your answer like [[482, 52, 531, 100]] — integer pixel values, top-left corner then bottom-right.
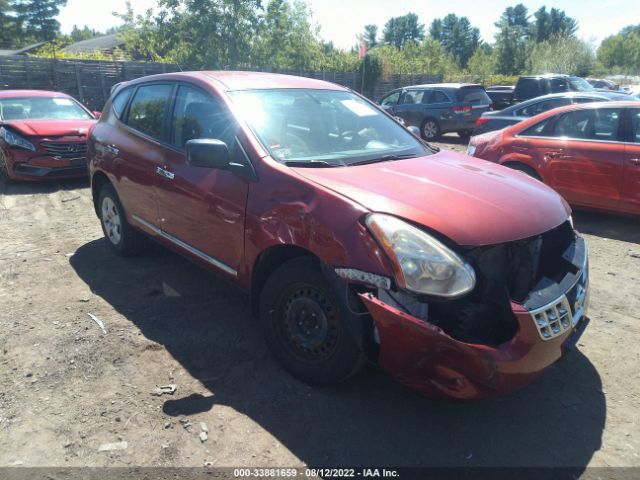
[[458, 129, 472, 141], [98, 183, 145, 256], [421, 118, 441, 141], [506, 163, 542, 181], [0, 151, 13, 184], [259, 257, 365, 385]]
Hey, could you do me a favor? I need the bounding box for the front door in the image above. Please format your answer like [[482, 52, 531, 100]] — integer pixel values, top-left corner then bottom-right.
[[155, 83, 249, 277], [622, 108, 640, 215]]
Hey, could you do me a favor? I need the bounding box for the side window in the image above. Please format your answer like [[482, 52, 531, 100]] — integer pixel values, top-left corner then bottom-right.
[[520, 118, 552, 137], [126, 84, 173, 140], [630, 110, 640, 143], [380, 91, 400, 106], [553, 108, 621, 141], [515, 79, 541, 100], [401, 91, 424, 104], [573, 97, 598, 104], [428, 91, 450, 104], [111, 87, 132, 118], [170, 84, 237, 150], [549, 78, 569, 93], [518, 98, 571, 116]]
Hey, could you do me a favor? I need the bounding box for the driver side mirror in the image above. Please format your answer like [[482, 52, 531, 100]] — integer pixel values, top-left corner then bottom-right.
[[186, 139, 230, 169], [407, 125, 421, 138]]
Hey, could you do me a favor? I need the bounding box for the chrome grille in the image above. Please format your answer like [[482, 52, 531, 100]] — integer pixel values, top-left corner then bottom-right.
[[41, 142, 88, 160], [530, 296, 573, 340]]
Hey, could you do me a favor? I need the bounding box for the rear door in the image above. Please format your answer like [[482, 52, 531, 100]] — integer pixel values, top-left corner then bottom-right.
[[539, 107, 625, 210], [622, 108, 640, 214], [155, 83, 249, 277], [107, 82, 175, 233], [423, 89, 454, 131]]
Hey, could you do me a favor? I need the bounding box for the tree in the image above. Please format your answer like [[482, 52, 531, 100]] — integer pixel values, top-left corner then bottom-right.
[[69, 25, 99, 42], [493, 4, 530, 74], [528, 35, 594, 76], [531, 7, 578, 43], [598, 25, 640, 74], [362, 24, 378, 48], [430, 14, 481, 69], [382, 13, 425, 49], [13, 0, 67, 42]]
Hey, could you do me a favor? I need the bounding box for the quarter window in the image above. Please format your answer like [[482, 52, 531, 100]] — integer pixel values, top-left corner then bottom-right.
[[111, 87, 133, 118], [428, 91, 450, 104], [520, 118, 552, 137], [631, 110, 640, 143], [126, 84, 173, 140]]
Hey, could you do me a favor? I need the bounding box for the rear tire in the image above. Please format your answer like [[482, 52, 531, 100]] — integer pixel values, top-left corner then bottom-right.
[[259, 257, 365, 385], [506, 163, 542, 181], [98, 183, 145, 256], [421, 118, 441, 141]]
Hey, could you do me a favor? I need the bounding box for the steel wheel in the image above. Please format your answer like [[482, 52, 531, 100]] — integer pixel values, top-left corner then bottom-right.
[[101, 196, 122, 245], [279, 285, 339, 364]]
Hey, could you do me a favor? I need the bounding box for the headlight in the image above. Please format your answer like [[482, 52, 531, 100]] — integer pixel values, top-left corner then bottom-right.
[[366, 213, 476, 298], [466, 144, 476, 156], [0, 127, 36, 151]]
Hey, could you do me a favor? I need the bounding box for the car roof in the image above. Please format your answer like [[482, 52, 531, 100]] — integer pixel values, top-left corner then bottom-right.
[[519, 73, 572, 79], [405, 83, 482, 90], [0, 89, 73, 99], [117, 71, 349, 92]]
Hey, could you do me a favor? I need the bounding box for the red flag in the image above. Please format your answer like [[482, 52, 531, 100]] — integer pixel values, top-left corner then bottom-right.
[[359, 41, 367, 59]]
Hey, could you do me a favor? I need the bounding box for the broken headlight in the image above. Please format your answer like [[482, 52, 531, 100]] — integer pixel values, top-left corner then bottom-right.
[[366, 213, 476, 298]]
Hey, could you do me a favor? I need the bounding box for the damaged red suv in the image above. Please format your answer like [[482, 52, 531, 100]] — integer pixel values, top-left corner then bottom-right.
[[88, 72, 590, 400], [0, 90, 98, 182]]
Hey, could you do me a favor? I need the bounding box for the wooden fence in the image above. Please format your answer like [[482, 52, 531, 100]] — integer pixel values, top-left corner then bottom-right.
[[0, 55, 443, 110]]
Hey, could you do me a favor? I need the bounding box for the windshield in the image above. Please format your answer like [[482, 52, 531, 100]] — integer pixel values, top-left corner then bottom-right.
[[228, 89, 430, 167], [0, 96, 93, 121], [569, 77, 594, 92]]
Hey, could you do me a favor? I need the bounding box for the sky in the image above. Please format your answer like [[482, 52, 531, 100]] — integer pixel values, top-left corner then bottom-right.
[[57, 0, 637, 49]]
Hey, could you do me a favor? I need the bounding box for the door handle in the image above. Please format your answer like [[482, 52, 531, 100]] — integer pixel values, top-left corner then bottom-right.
[[105, 144, 119, 155], [545, 150, 569, 160], [630, 158, 640, 166], [156, 166, 175, 180]]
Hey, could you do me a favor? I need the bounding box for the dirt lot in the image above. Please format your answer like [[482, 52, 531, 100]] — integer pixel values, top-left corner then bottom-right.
[[1, 135, 639, 472]]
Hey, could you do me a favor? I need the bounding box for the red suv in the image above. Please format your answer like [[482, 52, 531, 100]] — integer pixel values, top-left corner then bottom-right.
[[467, 102, 640, 216], [88, 72, 590, 400], [0, 90, 98, 182]]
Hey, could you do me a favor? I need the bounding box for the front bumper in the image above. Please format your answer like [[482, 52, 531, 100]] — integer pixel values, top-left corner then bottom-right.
[[359, 237, 590, 401], [4, 148, 88, 181]]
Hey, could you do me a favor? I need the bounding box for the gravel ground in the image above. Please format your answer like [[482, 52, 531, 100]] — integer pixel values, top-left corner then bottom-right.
[[0, 135, 639, 472]]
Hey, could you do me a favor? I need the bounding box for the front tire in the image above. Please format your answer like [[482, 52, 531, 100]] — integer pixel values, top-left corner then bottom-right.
[[259, 257, 365, 385], [506, 163, 542, 181], [458, 129, 472, 141], [421, 118, 441, 141], [0, 151, 13, 184], [98, 183, 144, 256]]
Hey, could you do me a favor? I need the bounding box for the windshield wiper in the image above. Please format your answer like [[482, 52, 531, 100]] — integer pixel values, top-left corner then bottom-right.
[[349, 153, 418, 166], [283, 159, 337, 168]]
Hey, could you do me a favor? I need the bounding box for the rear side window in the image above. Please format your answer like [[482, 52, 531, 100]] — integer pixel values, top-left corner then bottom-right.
[[455, 88, 490, 104], [520, 118, 552, 137], [515, 98, 570, 117], [126, 84, 173, 140], [427, 91, 450, 104], [553, 108, 621, 141], [515, 79, 542, 100], [549, 78, 569, 93], [111, 87, 132, 118]]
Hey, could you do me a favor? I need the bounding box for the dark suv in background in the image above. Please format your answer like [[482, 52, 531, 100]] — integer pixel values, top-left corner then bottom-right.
[[379, 83, 492, 140], [512, 74, 594, 103]]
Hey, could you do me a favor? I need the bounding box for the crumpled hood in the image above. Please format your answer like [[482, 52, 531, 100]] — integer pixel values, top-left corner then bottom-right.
[[4, 119, 96, 138], [293, 151, 570, 246]]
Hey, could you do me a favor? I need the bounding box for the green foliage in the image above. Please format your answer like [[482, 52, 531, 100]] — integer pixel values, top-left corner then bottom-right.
[[362, 24, 378, 48], [531, 7, 578, 43], [493, 4, 530, 74], [526, 35, 595, 76], [13, 0, 67, 42], [598, 25, 640, 74], [429, 14, 481, 69], [382, 13, 425, 49], [358, 53, 382, 97]]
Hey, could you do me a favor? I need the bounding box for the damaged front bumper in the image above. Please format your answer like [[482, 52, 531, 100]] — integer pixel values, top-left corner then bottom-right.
[[358, 235, 590, 400]]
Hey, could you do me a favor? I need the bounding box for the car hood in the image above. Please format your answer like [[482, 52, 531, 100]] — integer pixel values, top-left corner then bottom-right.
[[293, 151, 570, 247], [4, 119, 96, 138]]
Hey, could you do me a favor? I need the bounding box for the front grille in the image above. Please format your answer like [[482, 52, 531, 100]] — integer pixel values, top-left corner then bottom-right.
[[41, 142, 88, 160], [530, 296, 573, 340]]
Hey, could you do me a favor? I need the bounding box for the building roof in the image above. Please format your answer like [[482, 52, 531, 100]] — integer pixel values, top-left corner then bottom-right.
[[0, 42, 47, 56], [62, 34, 124, 55]]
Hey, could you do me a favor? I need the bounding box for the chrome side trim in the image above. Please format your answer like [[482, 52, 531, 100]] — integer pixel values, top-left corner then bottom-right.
[[132, 214, 238, 277]]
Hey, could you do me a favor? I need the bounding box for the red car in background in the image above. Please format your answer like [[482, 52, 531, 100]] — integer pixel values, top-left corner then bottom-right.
[[0, 90, 98, 182], [467, 102, 640, 216]]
